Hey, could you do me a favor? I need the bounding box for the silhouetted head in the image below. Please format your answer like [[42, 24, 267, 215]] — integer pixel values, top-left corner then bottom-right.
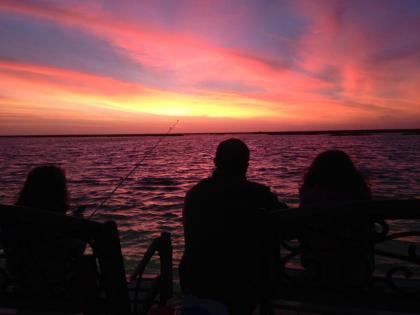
[[214, 138, 250, 177], [302, 150, 370, 193], [16, 165, 69, 213]]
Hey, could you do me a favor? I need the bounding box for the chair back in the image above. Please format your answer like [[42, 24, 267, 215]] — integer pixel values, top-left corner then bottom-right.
[[0, 203, 131, 315]]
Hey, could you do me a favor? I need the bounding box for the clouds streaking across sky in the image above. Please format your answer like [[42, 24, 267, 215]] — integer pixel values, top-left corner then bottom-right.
[[0, 0, 419, 135]]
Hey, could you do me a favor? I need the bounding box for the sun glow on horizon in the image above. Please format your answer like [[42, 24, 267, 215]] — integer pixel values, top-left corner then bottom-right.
[[0, 0, 419, 134]]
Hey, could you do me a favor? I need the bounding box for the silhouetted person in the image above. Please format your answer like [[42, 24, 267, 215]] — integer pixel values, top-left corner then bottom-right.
[[179, 138, 287, 314], [299, 150, 374, 287], [300, 150, 371, 205], [3, 165, 85, 296], [16, 165, 70, 213]]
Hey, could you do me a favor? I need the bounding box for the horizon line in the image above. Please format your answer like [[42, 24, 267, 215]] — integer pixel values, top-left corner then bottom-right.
[[1, 128, 419, 138]]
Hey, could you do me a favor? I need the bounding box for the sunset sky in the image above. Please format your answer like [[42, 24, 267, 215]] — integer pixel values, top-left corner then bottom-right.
[[0, 0, 419, 135]]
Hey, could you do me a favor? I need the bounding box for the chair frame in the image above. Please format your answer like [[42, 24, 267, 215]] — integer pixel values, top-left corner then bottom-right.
[[0, 203, 173, 315]]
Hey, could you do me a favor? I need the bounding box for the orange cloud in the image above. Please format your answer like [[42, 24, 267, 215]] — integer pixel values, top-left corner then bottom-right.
[[0, 59, 284, 131], [0, 0, 419, 134]]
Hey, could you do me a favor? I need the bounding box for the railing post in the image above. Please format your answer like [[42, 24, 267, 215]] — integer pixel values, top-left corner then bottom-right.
[[158, 231, 173, 305], [95, 221, 131, 315]]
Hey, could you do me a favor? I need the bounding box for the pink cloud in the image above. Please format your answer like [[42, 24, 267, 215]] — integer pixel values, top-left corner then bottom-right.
[[0, 0, 419, 134], [0, 0, 325, 94]]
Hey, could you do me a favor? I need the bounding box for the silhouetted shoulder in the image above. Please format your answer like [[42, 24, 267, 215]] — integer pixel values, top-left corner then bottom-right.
[[186, 177, 285, 211], [188, 177, 214, 190], [246, 180, 272, 192], [246, 180, 287, 209], [184, 178, 213, 198]]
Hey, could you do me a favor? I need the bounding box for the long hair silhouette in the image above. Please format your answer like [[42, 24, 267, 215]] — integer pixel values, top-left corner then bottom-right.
[[302, 150, 370, 195], [17, 165, 69, 213]]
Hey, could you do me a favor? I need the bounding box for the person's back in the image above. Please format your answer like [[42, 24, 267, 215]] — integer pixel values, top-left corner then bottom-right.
[[180, 139, 285, 314], [299, 150, 374, 287], [2, 165, 85, 296]]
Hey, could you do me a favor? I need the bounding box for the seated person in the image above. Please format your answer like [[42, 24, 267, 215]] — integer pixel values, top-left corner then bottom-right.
[[299, 150, 374, 287], [2, 165, 85, 296], [179, 138, 287, 315]]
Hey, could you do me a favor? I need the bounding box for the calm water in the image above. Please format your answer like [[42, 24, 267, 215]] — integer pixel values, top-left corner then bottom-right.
[[1, 133, 420, 273]]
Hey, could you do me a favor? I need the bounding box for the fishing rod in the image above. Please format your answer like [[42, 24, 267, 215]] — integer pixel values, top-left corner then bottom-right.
[[88, 120, 179, 219]]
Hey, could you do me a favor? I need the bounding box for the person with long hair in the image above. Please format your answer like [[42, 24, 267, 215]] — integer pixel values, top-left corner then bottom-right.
[[16, 165, 69, 213], [299, 150, 374, 287], [4, 165, 85, 296], [300, 150, 371, 205]]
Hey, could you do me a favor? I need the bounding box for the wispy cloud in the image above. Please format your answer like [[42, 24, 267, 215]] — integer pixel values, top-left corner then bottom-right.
[[0, 0, 419, 134]]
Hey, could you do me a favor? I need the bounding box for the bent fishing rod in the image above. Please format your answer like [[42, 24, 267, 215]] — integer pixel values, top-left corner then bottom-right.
[[87, 120, 179, 220]]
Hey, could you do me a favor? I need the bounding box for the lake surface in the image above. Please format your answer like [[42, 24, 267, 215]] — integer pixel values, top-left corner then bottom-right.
[[1, 133, 419, 273]]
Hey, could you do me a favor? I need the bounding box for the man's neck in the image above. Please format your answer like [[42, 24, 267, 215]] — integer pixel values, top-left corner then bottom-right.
[[212, 169, 247, 181]]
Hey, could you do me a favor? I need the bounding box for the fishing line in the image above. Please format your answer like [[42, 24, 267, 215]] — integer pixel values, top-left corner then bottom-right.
[[88, 120, 179, 219]]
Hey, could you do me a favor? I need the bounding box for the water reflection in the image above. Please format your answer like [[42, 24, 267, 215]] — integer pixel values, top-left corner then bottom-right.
[[0, 134, 419, 271]]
